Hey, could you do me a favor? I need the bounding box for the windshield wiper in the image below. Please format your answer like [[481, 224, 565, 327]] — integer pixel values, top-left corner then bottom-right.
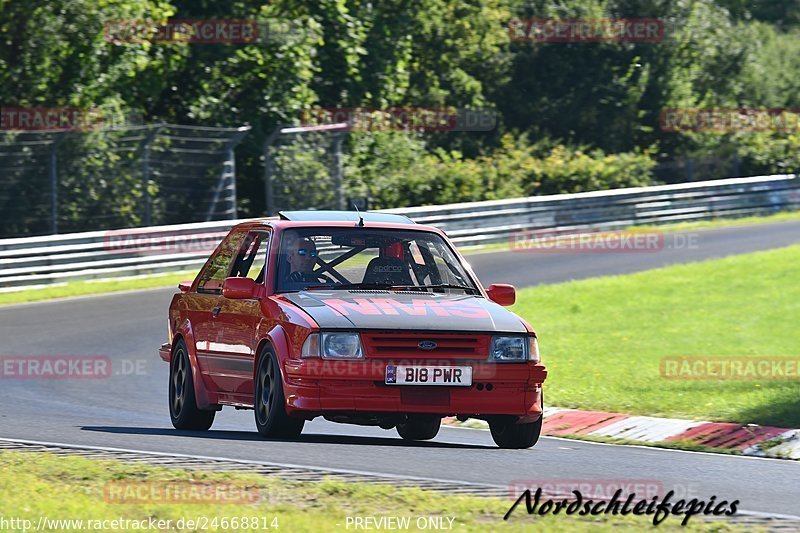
[[302, 283, 393, 291], [389, 284, 478, 294]]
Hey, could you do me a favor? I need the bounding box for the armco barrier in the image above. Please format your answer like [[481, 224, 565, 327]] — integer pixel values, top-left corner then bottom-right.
[[0, 174, 798, 290], [383, 174, 800, 246]]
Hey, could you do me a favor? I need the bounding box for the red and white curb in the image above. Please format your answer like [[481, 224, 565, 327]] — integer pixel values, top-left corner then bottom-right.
[[445, 408, 800, 459]]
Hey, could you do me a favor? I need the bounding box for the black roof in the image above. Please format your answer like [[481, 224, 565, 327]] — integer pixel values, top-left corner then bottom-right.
[[278, 210, 415, 225]]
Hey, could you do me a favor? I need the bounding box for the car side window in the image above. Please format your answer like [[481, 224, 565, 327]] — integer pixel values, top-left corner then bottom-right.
[[229, 231, 270, 283], [197, 231, 247, 294]]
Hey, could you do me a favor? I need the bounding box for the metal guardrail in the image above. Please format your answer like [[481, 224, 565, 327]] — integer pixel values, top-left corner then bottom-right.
[[384, 173, 800, 246], [1, 174, 798, 290]]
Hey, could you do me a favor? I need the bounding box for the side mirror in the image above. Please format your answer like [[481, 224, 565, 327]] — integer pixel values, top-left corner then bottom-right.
[[222, 277, 257, 299], [178, 281, 192, 293], [486, 283, 516, 306]]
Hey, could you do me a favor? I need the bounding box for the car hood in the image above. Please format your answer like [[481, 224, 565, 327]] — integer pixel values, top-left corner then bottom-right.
[[279, 291, 527, 333]]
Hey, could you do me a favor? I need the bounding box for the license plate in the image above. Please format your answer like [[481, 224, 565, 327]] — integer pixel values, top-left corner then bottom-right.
[[385, 365, 472, 386]]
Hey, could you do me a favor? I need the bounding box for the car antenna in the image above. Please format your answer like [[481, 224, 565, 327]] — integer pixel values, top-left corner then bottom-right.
[[353, 203, 365, 227]]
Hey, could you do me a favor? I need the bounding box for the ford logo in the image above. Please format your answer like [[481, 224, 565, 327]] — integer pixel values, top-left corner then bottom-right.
[[418, 341, 438, 350]]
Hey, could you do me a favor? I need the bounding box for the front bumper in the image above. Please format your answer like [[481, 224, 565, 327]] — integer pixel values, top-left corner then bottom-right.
[[283, 358, 547, 421]]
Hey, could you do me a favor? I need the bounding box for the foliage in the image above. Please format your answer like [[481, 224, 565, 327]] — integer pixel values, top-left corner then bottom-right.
[[344, 133, 655, 208], [736, 131, 800, 176], [1, 0, 799, 234]]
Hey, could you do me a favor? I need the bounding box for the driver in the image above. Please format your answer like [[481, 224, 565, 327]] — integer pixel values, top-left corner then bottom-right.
[[286, 237, 334, 284]]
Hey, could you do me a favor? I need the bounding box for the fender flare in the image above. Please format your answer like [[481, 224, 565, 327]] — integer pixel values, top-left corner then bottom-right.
[[253, 324, 291, 385], [172, 321, 214, 411]]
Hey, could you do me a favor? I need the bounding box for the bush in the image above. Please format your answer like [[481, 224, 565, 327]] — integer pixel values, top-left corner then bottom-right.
[[736, 131, 800, 176], [525, 143, 657, 195], [345, 133, 657, 209]]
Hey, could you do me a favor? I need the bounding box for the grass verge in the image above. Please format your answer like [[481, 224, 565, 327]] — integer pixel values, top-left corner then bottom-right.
[[513, 245, 800, 428], [0, 271, 197, 306], [632, 209, 800, 232], [0, 451, 740, 532]]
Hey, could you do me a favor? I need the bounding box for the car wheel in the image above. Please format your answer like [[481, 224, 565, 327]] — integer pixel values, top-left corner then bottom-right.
[[396, 415, 441, 441], [254, 346, 304, 438], [489, 415, 542, 449], [169, 339, 215, 431]]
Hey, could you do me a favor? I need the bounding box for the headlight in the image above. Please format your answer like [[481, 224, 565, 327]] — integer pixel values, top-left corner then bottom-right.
[[489, 335, 530, 362], [301, 332, 363, 359], [322, 332, 363, 359]]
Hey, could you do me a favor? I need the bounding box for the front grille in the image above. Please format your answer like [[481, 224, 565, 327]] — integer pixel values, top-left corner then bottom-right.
[[362, 332, 489, 359]]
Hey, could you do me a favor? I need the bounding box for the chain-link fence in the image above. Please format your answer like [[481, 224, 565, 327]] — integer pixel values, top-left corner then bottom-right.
[[263, 124, 348, 215], [262, 110, 499, 215], [1, 118, 787, 240], [0, 124, 249, 238]]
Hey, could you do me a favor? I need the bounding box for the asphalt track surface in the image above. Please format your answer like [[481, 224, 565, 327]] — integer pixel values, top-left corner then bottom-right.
[[1, 220, 799, 518]]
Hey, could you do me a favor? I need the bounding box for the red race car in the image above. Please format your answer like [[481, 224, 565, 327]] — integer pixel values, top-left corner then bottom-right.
[[159, 211, 547, 448]]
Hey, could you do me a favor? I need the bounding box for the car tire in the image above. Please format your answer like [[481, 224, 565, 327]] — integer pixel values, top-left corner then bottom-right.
[[254, 346, 304, 438], [396, 415, 441, 441], [169, 339, 215, 431], [489, 415, 542, 449]]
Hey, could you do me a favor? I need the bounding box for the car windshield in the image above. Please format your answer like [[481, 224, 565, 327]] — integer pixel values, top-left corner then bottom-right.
[[276, 228, 478, 294]]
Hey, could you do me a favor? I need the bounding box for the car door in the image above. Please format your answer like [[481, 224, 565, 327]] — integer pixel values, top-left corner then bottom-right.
[[188, 230, 247, 394], [212, 230, 272, 403]]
